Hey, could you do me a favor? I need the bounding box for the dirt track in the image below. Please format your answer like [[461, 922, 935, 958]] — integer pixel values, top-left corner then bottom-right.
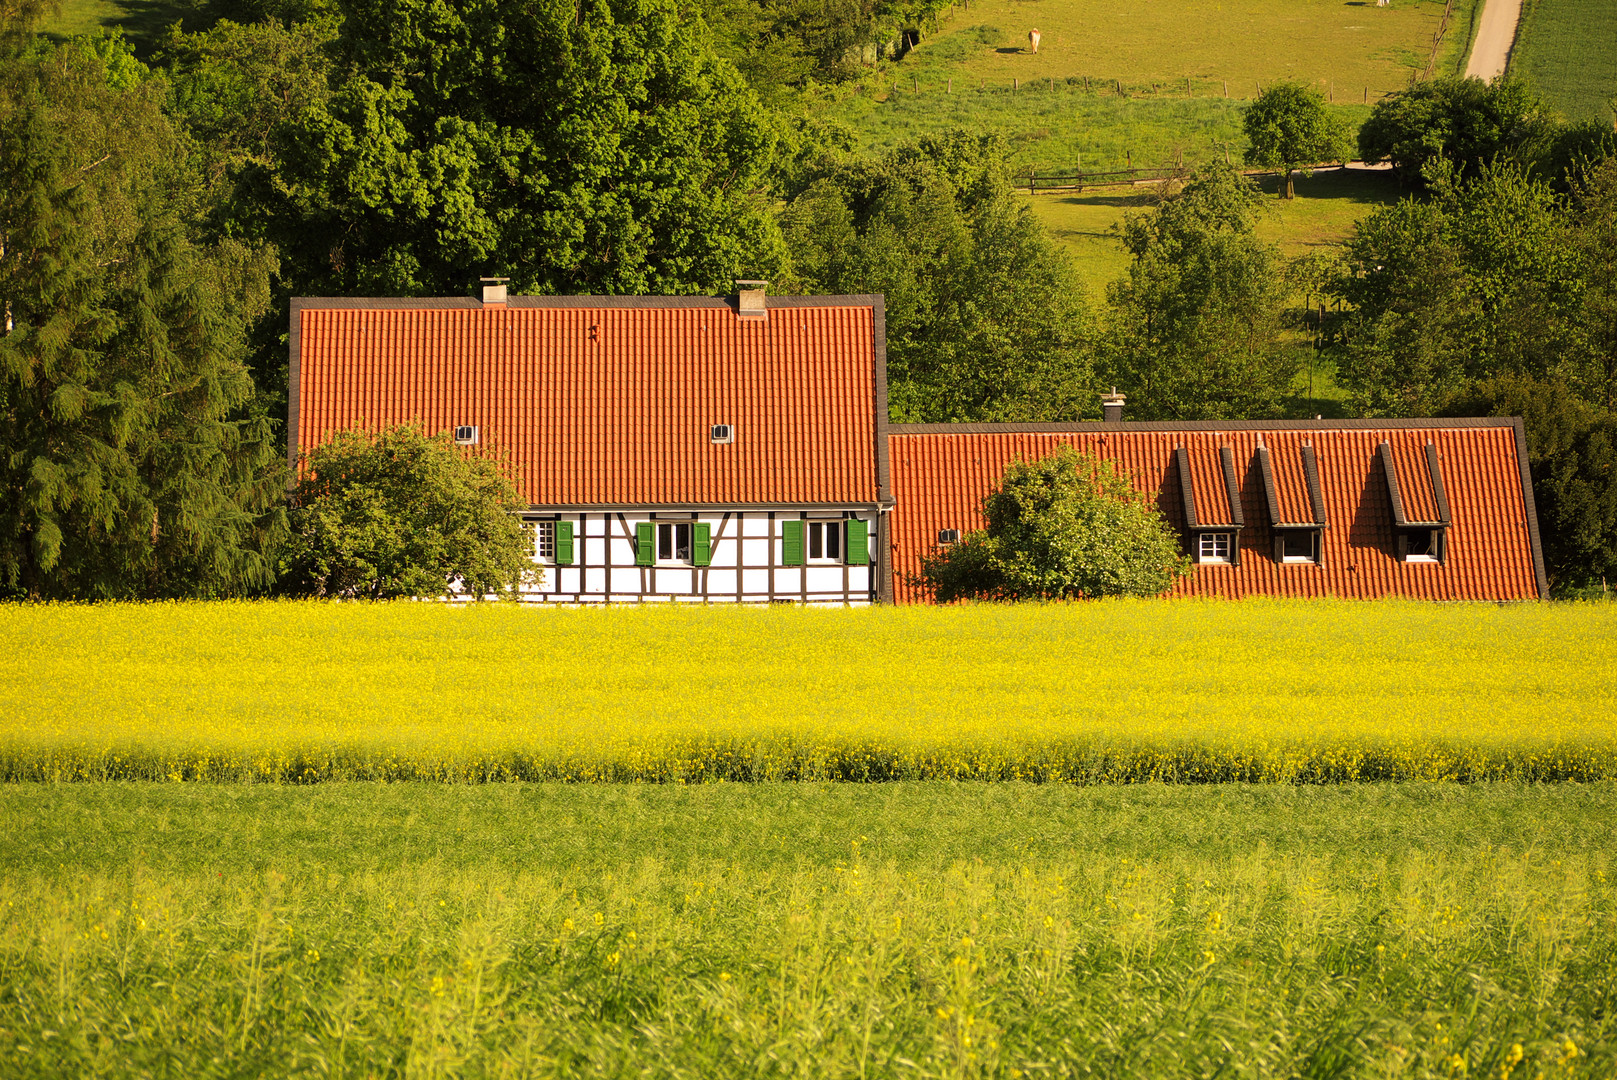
[[1464, 0, 1523, 81]]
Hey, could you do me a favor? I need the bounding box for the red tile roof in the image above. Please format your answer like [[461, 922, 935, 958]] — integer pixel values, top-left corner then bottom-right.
[[888, 423, 1545, 602], [290, 297, 885, 507]]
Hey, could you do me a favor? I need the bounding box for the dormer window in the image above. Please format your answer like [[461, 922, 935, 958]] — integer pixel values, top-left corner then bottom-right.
[[1400, 528, 1443, 563], [454, 425, 478, 445], [1198, 532, 1233, 563], [1280, 530, 1317, 563], [710, 424, 733, 444], [937, 529, 960, 545]]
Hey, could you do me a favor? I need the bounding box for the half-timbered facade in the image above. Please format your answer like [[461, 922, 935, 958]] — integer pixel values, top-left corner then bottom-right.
[[289, 290, 893, 604], [288, 288, 1547, 603]]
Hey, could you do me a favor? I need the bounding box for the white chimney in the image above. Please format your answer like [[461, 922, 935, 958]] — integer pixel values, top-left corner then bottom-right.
[[736, 279, 768, 322], [480, 276, 509, 308]]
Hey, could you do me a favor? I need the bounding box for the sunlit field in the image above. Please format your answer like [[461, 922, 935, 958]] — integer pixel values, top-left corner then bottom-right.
[[1, 782, 1611, 1076], [3, 600, 1614, 784]]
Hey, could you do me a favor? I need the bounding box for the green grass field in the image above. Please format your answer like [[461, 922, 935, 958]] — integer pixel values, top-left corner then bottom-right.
[[891, 0, 1478, 97], [2, 781, 1612, 1075], [1025, 163, 1402, 294], [3, 600, 1615, 783], [1511, 0, 1617, 123]]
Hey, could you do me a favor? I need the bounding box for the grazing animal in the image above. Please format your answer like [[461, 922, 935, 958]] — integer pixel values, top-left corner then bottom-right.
[[1028, 28, 1040, 53]]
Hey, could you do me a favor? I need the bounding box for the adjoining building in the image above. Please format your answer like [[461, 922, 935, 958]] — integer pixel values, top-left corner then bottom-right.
[[288, 288, 1548, 603]]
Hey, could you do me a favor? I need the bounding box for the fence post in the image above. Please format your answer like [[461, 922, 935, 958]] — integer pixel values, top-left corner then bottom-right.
[[1223, 80, 1228, 97], [1013, 78, 1018, 92], [948, 78, 952, 93], [1116, 78, 1122, 95], [1186, 74, 1191, 96], [1364, 85, 1369, 103]]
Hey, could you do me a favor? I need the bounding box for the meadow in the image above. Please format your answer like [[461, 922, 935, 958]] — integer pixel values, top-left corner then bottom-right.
[[3, 600, 1615, 784], [1, 781, 1611, 1076], [1510, 0, 1617, 122]]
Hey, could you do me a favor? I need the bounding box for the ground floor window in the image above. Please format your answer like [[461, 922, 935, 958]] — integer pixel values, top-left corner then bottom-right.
[[808, 521, 842, 562], [528, 520, 556, 561], [658, 522, 692, 563], [1199, 532, 1232, 563]]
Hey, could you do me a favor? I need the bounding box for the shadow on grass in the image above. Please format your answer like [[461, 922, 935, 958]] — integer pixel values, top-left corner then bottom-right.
[[1250, 166, 1406, 205], [39, 0, 220, 56], [111, 0, 217, 53]]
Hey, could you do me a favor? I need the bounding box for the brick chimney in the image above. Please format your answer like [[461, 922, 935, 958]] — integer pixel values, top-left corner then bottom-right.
[[1102, 387, 1126, 423], [480, 276, 509, 308]]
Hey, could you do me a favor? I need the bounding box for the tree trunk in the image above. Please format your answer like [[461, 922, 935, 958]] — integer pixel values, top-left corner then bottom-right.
[[1284, 169, 1295, 200]]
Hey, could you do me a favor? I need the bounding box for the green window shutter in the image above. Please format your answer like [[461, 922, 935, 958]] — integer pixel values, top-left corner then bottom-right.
[[781, 520, 804, 566], [636, 522, 654, 566], [554, 521, 574, 565], [693, 523, 712, 566], [845, 518, 869, 565]]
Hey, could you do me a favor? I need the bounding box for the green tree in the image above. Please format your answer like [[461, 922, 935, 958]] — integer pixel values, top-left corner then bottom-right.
[[252, 0, 789, 300], [782, 131, 1094, 422], [1330, 163, 1582, 416], [279, 425, 534, 599], [1567, 156, 1617, 412], [1440, 376, 1616, 595], [0, 34, 284, 599], [1358, 77, 1550, 185], [1242, 81, 1351, 199], [1101, 165, 1297, 420], [919, 445, 1188, 602]]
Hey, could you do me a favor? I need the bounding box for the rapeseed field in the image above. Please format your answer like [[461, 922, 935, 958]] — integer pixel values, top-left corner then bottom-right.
[[3, 600, 1613, 784]]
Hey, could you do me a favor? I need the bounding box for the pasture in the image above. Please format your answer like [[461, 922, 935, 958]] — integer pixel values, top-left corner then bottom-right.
[[2, 781, 1612, 1075], [2, 600, 1614, 783], [888, 0, 1479, 98], [1511, 0, 1617, 122], [1025, 163, 1403, 294]]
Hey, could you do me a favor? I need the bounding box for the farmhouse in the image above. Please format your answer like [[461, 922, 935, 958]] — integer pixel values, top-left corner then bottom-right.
[[289, 289, 1547, 603]]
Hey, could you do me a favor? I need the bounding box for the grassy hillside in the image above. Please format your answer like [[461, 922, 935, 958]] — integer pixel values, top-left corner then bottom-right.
[[889, 0, 1478, 97], [1025, 164, 1402, 295], [1511, 0, 1617, 122], [3, 600, 1614, 783], [2, 782, 1613, 1076]]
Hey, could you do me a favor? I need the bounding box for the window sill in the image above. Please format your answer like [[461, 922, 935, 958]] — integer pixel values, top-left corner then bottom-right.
[[1404, 555, 1440, 564]]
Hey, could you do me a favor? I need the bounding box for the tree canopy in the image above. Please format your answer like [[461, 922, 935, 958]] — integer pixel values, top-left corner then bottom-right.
[[238, 0, 791, 300], [919, 445, 1189, 603], [1243, 81, 1352, 199], [1101, 165, 1297, 421], [782, 131, 1094, 422], [0, 33, 284, 599], [278, 425, 534, 599], [1358, 77, 1549, 186]]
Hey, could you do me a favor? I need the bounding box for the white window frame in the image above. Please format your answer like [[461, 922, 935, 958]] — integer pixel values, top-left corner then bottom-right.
[[528, 520, 556, 563], [1198, 532, 1232, 564], [657, 521, 693, 565], [1404, 529, 1440, 563], [807, 520, 843, 563], [1280, 530, 1316, 564]]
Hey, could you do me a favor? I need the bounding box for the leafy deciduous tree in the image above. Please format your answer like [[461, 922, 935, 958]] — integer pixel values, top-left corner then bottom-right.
[[919, 445, 1189, 602], [1330, 163, 1583, 416], [1242, 81, 1351, 199], [278, 424, 534, 599], [782, 131, 1094, 422], [1101, 165, 1297, 420], [254, 0, 790, 300], [1358, 77, 1549, 186]]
